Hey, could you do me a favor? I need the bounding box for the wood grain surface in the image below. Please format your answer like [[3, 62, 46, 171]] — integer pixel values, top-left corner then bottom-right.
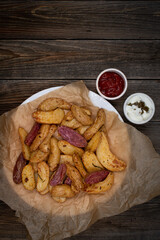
[[0, 1, 160, 240]]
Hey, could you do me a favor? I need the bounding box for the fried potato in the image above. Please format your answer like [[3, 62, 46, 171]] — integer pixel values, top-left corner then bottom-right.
[[39, 185, 49, 195], [83, 109, 105, 140], [30, 150, 49, 163], [38, 97, 71, 111], [81, 107, 91, 116], [85, 172, 114, 194], [37, 161, 49, 192], [39, 125, 57, 153], [64, 111, 74, 121], [48, 137, 60, 171], [60, 155, 74, 166], [22, 164, 35, 191], [58, 140, 84, 157], [30, 124, 50, 152], [77, 125, 90, 135], [52, 196, 66, 203], [96, 132, 126, 171], [71, 105, 93, 125], [61, 118, 82, 129], [85, 131, 101, 152], [32, 108, 64, 124], [51, 184, 75, 199], [30, 162, 38, 172], [52, 128, 62, 141], [73, 153, 87, 178], [66, 163, 84, 191], [82, 151, 104, 173], [18, 127, 30, 160]]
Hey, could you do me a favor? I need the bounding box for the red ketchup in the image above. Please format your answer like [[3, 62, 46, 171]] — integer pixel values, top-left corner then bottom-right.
[[98, 72, 125, 98]]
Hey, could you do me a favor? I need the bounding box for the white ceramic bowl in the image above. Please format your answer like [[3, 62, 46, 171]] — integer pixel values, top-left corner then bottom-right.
[[96, 68, 128, 100], [123, 93, 155, 124]]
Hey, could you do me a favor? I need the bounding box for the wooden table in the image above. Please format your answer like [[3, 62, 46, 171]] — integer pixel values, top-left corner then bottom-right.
[[0, 1, 160, 239]]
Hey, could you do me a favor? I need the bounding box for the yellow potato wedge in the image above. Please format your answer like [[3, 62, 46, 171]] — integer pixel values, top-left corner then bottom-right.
[[52, 196, 66, 203], [66, 163, 84, 191], [22, 164, 35, 190], [83, 109, 106, 140], [82, 151, 104, 173], [60, 155, 74, 166], [38, 97, 71, 111], [30, 150, 49, 163], [64, 111, 74, 121], [61, 118, 82, 129], [39, 125, 57, 153], [81, 107, 91, 116], [71, 105, 93, 126], [86, 131, 101, 152], [32, 108, 65, 124], [18, 127, 30, 160], [48, 137, 60, 171], [39, 185, 49, 195], [58, 140, 84, 157], [30, 162, 38, 172], [30, 124, 50, 152], [96, 132, 127, 171], [77, 125, 90, 135], [73, 153, 87, 178], [51, 184, 75, 198], [52, 128, 62, 141], [85, 172, 114, 194], [37, 161, 49, 192]]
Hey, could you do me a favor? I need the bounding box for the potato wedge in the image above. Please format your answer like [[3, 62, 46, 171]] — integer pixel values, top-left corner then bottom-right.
[[32, 108, 64, 124], [38, 97, 71, 111], [30, 162, 38, 172], [96, 132, 127, 171], [85, 172, 114, 194], [61, 118, 82, 129], [52, 128, 62, 141], [77, 125, 90, 135], [39, 125, 57, 153], [60, 155, 74, 166], [73, 153, 87, 178], [30, 124, 50, 152], [81, 107, 91, 116], [48, 137, 60, 171], [51, 184, 75, 198], [71, 105, 93, 125], [86, 131, 101, 152], [83, 109, 105, 140], [18, 127, 30, 160], [30, 150, 49, 163], [58, 140, 84, 157], [82, 151, 104, 173], [65, 111, 74, 121], [22, 164, 35, 191], [39, 185, 49, 195], [66, 163, 84, 191], [37, 161, 49, 192], [52, 196, 66, 203]]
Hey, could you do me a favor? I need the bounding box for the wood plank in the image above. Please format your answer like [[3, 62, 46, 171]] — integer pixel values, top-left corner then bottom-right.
[[0, 196, 160, 239], [0, 1, 160, 40], [0, 40, 160, 79]]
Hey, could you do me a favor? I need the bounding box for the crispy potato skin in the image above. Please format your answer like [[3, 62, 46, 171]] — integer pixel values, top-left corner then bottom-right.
[[51, 184, 75, 198], [37, 161, 49, 192], [25, 122, 41, 146], [85, 172, 114, 194], [18, 127, 30, 160], [83, 109, 106, 141], [86, 131, 101, 152], [73, 153, 87, 178], [66, 163, 84, 191], [13, 153, 27, 184], [82, 151, 104, 173], [22, 164, 35, 191], [30, 150, 49, 163], [30, 124, 50, 152], [61, 118, 82, 129], [96, 132, 127, 171], [32, 109, 64, 124], [71, 105, 93, 125], [58, 140, 84, 157], [77, 125, 90, 135], [39, 125, 57, 153], [48, 137, 60, 171], [38, 97, 71, 111], [60, 155, 75, 166], [64, 111, 74, 121]]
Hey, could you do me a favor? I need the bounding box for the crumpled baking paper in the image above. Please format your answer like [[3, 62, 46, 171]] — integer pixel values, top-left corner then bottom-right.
[[0, 81, 160, 240]]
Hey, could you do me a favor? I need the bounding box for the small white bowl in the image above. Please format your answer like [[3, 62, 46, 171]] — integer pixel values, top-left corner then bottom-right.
[[123, 93, 155, 124], [96, 68, 128, 100]]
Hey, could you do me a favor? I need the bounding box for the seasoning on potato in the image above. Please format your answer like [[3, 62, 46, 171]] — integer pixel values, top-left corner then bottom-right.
[[14, 97, 127, 203]]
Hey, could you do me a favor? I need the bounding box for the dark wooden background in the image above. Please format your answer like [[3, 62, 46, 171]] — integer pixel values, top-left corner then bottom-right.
[[0, 1, 160, 239]]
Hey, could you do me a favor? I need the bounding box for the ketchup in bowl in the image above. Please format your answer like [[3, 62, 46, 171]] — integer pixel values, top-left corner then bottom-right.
[[98, 72, 125, 98]]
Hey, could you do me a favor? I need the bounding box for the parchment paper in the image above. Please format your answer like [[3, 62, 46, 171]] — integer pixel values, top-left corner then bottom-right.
[[0, 81, 160, 240]]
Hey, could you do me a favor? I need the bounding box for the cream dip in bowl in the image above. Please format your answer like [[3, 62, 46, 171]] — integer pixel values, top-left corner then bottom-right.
[[123, 93, 155, 124]]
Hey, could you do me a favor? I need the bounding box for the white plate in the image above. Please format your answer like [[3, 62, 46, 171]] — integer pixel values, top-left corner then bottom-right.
[[22, 86, 123, 121]]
